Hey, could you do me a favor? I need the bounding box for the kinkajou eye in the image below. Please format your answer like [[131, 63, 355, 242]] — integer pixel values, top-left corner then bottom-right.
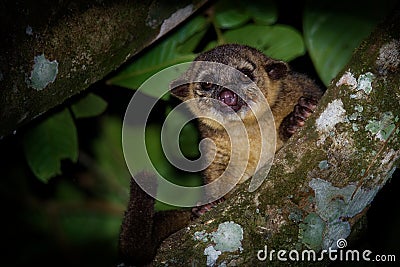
[[201, 81, 213, 90], [238, 67, 255, 82]]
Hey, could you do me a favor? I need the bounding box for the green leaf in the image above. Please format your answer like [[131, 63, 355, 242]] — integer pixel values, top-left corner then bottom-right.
[[214, 0, 251, 29], [170, 16, 209, 46], [92, 116, 131, 195], [107, 41, 194, 97], [71, 93, 108, 119], [176, 16, 209, 54], [246, 0, 278, 25], [23, 109, 78, 182], [303, 0, 396, 86], [214, 0, 277, 29], [107, 16, 208, 96], [221, 24, 305, 61]]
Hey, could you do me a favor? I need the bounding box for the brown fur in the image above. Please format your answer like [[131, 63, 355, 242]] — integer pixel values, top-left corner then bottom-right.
[[171, 44, 322, 196], [119, 172, 191, 266]]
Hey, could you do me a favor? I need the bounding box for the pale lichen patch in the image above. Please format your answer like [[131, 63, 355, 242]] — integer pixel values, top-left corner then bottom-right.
[[336, 70, 376, 98], [318, 160, 329, 170], [196, 221, 244, 266], [336, 71, 357, 89], [356, 72, 375, 95], [365, 112, 396, 141], [306, 178, 382, 250], [26, 25, 33, 36], [27, 54, 58, 90], [376, 39, 400, 75], [338, 71, 376, 99], [309, 178, 356, 222], [354, 105, 363, 112], [316, 99, 346, 143], [204, 246, 221, 267], [194, 230, 209, 242], [156, 5, 194, 39], [298, 213, 325, 251], [323, 220, 351, 249], [316, 99, 346, 133], [212, 221, 243, 253]]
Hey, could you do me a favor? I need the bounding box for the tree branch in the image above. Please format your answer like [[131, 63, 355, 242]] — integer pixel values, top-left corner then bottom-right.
[[154, 5, 400, 266], [0, 0, 208, 137]]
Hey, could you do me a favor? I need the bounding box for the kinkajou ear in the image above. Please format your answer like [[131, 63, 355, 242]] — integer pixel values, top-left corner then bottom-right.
[[265, 61, 289, 80]]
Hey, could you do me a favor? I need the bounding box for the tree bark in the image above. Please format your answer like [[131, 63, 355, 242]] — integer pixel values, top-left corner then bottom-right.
[[0, 0, 207, 137], [154, 5, 400, 266]]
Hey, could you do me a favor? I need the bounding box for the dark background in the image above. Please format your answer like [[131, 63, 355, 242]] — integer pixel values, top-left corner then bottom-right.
[[0, 0, 399, 266]]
